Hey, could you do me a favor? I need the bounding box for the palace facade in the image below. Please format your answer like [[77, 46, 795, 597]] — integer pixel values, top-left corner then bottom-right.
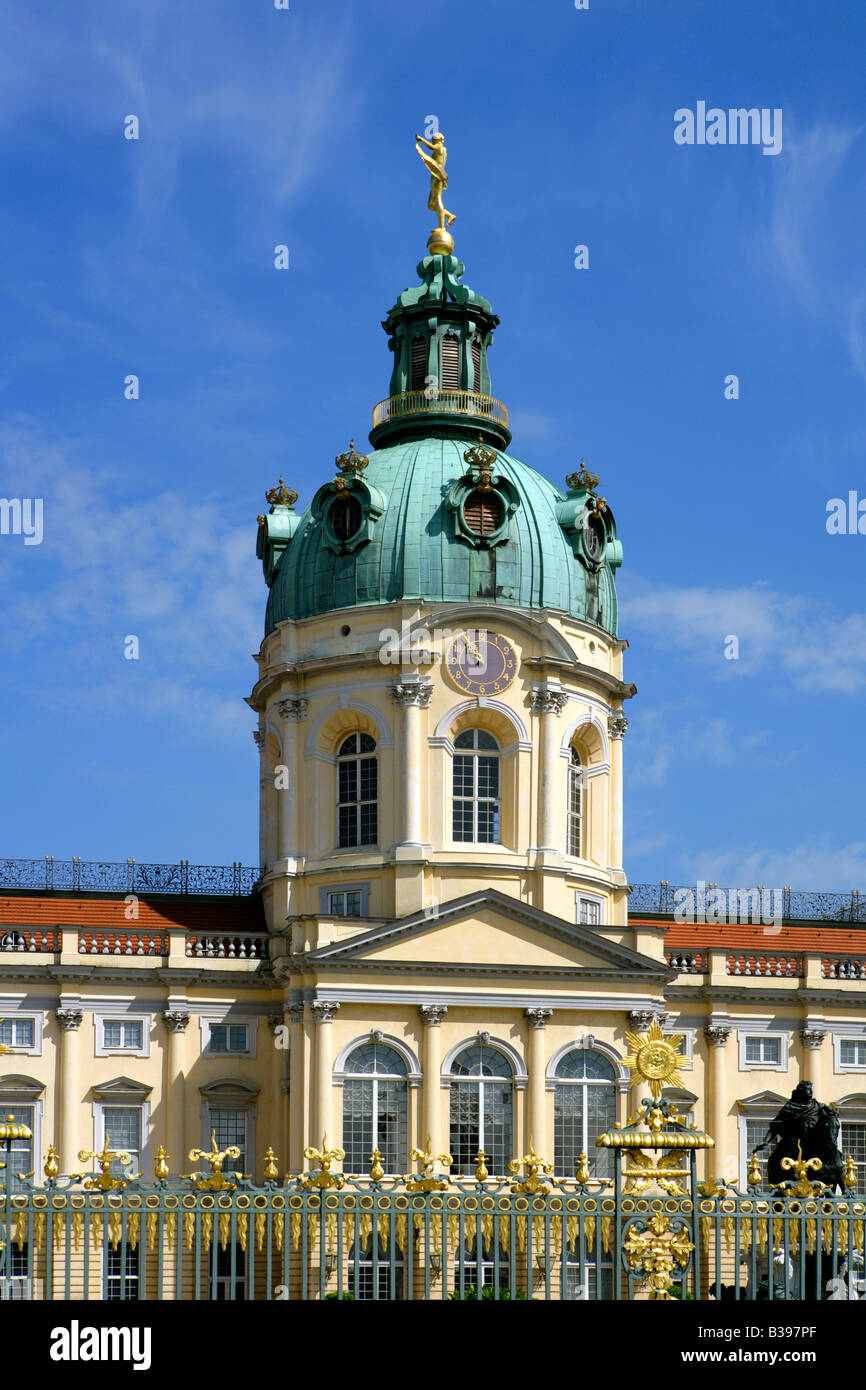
[[2, 218, 866, 1253]]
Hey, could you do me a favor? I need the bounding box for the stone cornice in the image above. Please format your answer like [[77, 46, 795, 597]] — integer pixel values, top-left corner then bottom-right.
[[522, 657, 637, 702], [278, 957, 670, 983], [666, 983, 866, 1010]]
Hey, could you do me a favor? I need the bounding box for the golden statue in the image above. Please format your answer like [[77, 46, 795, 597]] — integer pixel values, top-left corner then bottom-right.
[[415, 130, 456, 256]]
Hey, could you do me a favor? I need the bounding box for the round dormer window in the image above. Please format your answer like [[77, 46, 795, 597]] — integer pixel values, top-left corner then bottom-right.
[[329, 495, 362, 541]]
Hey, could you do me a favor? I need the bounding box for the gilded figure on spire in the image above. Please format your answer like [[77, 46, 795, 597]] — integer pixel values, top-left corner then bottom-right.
[[415, 129, 456, 255]]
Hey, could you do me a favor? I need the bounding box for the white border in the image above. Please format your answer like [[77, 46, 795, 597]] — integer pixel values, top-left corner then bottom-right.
[[94, 1012, 150, 1059]]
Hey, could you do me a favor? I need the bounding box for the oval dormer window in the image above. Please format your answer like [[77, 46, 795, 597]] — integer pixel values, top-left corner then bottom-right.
[[463, 489, 503, 537], [330, 495, 362, 541]]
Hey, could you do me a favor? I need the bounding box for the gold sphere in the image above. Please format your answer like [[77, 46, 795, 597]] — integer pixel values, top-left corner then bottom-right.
[[427, 226, 454, 256]]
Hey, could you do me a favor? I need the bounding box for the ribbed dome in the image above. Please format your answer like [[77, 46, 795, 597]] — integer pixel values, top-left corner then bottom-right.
[[263, 437, 621, 637]]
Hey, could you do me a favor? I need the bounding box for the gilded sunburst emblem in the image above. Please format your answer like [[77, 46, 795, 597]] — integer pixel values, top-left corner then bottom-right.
[[622, 1017, 692, 1100]]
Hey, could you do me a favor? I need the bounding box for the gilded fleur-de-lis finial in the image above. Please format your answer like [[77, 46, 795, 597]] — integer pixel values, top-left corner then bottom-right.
[[183, 1130, 243, 1192], [302, 1135, 346, 1191], [844, 1153, 858, 1190], [263, 1147, 280, 1184], [404, 1135, 453, 1192], [747, 1152, 763, 1186], [265, 476, 298, 509], [575, 1151, 591, 1186], [509, 1141, 555, 1194], [368, 1148, 385, 1183], [78, 1136, 132, 1192], [778, 1140, 826, 1197], [474, 1150, 490, 1184], [153, 1146, 170, 1183]]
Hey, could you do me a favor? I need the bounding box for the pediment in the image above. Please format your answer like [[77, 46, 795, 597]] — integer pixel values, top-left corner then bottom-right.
[[308, 890, 670, 980], [91, 1076, 152, 1102], [737, 1090, 787, 1109]]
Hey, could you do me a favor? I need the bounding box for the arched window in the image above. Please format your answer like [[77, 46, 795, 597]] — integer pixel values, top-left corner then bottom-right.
[[567, 746, 583, 857], [337, 733, 377, 848], [452, 729, 500, 844], [342, 1041, 408, 1174], [554, 1048, 616, 1180], [449, 1043, 513, 1175]]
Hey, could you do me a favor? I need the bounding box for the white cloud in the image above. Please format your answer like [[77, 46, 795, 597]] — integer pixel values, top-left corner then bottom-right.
[[0, 417, 262, 738], [623, 576, 866, 694], [676, 839, 866, 896]]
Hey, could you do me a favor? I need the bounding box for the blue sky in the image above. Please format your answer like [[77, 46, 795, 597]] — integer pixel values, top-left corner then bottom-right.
[[1, 0, 865, 892]]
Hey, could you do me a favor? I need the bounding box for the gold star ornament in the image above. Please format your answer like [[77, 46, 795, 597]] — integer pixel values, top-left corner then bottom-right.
[[622, 1017, 692, 1101]]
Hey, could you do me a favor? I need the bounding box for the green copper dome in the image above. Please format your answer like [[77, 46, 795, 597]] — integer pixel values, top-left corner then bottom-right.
[[258, 252, 623, 637]]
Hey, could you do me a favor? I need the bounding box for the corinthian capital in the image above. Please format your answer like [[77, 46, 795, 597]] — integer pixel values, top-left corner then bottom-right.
[[607, 714, 628, 739], [529, 688, 568, 716], [800, 1028, 827, 1050], [419, 1004, 448, 1027], [524, 1007, 553, 1030], [278, 697, 309, 722], [310, 1001, 340, 1024], [56, 1007, 83, 1032], [162, 1010, 190, 1033], [704, 1023, 731, 1048], [389, 681, 433, 708]]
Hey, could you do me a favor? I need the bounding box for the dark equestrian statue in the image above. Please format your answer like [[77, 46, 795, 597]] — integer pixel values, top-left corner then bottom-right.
[[755, 1081, 845, 1193]]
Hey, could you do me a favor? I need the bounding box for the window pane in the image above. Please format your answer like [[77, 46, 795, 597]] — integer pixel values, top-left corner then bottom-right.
[[745, 1037, 760, 1062], [841, 1123, 866, 1194], [346, 891, 362, 915], [328, 893, 346, 915], [3, 1104, 33, 1192], [211, 1110, 246, 1174], [449, 1082, 480, 1175], [123, 1021, 142, 1049], [209, 1025, 227, 1051], [338, 761, 357, 802], [338, 805, 357, 848], [103, 1020, 122, 1048], [343, 1079, 373, 1173], [359, 758, 377, 800], [841, 1040, 866, 1066], [229, 1026, 247, 1051], [358, 733, 376, 753], [744, 1119, 775, 1186], [359, 802, 377, 844], [106, 1243, 140, 1301], [103, 1107, 141, 1176]]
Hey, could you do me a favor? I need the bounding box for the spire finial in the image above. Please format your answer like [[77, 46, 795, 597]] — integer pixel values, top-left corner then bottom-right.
[[415, 127, 456, 257]]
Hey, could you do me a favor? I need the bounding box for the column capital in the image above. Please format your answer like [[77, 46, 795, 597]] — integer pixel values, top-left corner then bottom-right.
[[278, 697, 309, 721], [800, 1027, 827, 1050], [628, 1008, 663, 1032], [389, 681, 433, 708], [252, 729, 265, 747], [311, 1000, 340, 1024], [704, 1023, 731, 1048], [607, 713, 628, 739], [529, 687, 568, 716], [524, 1007, 553, 1030], [419, 1004, 448, 1027], [162, 1009, 190, 1033], [286, 1002, 305, 1023], [55, 1007, 83, 1032], [266, 1013, 286, 1034]]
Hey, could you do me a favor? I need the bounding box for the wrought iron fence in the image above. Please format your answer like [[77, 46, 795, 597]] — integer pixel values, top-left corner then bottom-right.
[[630, 881, 866, 924], [0, 858, 261, 897], [2, 1138, 862, 1301]]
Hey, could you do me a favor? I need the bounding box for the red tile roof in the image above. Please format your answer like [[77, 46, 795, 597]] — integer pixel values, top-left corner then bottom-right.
[[0, 895, 266, 932], [635, 918, 866, 954]]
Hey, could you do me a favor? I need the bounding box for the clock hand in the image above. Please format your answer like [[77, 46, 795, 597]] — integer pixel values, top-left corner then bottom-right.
[[465, 638, 484, 666]]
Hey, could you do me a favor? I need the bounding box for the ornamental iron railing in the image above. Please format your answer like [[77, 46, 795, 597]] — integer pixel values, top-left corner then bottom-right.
[[371, 388, 509, 431], [1, 1126, 862, 1301], [631, 881, 866, 924], [0, 858, 261, 897]]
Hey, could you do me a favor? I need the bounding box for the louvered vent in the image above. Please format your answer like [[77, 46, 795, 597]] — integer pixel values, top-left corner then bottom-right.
[[410, 337, 427, 390], [463, 489, 504, 536], [471, 341, 481, 392], [440, 335, 460, 390], [330, 496, 362, 540]]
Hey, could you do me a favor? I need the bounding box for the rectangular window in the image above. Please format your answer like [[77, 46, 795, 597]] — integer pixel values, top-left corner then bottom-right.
[[106, 1242, 140, 1301], [0, 1018, 34, 1049], [568, 768, 582, 857], [0, 1103, 33, 1193], [208, 1024, 249, 1054], [744, 1117, 773, 1187], [578, 898, 601, 927], [209, 1110, 247, 1177], [840, 1040, 866, 1068], [101, 1106, 142, 1178], [744, 1036, 781, 1066], [841, 1122, 866, 1195], [440, 334, 460, 390], [102, 1019, 143, 1051], [328, 891, 362, 916]]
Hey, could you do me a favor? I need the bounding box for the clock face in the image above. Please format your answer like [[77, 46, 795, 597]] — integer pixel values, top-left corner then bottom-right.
[[445, 630, 518, 696]]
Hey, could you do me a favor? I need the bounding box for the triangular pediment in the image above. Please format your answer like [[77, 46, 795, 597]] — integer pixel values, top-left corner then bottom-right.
[[91, 1076, 152, 1102], [737, 1090, 787, 1109], [307, 890, 670, 980]]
